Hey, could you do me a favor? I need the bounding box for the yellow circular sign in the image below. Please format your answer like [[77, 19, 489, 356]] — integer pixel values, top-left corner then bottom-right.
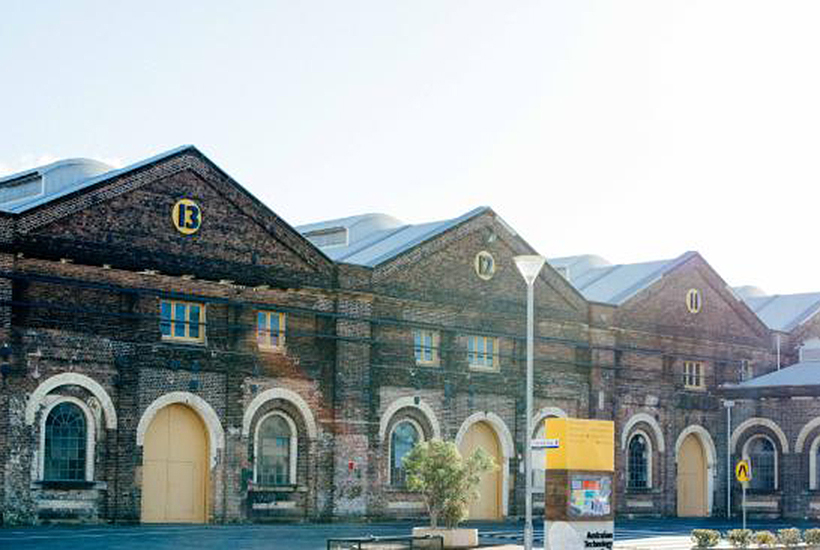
[[735, 459, 751, 483], [172, 199, 202, 235]]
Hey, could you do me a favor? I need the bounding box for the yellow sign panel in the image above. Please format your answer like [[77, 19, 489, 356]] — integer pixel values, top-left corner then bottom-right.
[[736, 460, 751, 483], [172, 199, 202, 235], [545, 418, 615, 472]]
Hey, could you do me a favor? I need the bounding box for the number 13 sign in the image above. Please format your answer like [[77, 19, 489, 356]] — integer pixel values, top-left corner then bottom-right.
[[172, 199, 202, 235]]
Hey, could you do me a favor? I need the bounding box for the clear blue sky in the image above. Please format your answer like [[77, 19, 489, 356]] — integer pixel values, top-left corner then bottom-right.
[[2, 1, 819, 294]]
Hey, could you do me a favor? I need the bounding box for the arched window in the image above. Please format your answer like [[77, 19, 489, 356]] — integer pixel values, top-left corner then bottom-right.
[[812, 436, 820, 490], [44, 402, 87, 481], [256, 412, 297, 486], [627, 432, 650, 490], [390, 420, 421, 486], [747, 436, 776, 491]]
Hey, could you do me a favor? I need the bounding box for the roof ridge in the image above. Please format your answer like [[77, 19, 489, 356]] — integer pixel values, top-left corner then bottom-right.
[[786, 295, 820, 331], [607, 252, 694, 305], [576, 264, 621, 292], [365, 207, 489, 267], [335, 223, 412, 262]]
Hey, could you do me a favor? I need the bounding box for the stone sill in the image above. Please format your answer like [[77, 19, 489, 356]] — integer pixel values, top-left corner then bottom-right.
[[624, 488, 658, 495], [249, 486, 305, 494], [32, 481, 107, 491], [383, 486, 421, 495]]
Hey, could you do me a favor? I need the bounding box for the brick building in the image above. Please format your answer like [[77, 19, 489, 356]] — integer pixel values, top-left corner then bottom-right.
[[0, 145, 817, 524]]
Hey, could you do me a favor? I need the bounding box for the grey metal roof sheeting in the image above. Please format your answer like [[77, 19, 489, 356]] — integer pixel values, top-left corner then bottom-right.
[[296, 207, 489, 267], [547, 252, 697, 305], [728, 360, 820, 388], [0, 145, 193, 214], [741, 292, 820, 332]]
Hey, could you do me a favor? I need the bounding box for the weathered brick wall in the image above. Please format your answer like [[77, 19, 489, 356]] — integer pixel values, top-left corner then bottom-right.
[[332, 294, 373, 517], [5, 147, 820, 526], [612, 257, 776, 518]]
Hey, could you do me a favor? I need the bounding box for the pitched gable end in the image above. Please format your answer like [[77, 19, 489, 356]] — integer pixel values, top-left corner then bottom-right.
[[13, 146, 334, 286]]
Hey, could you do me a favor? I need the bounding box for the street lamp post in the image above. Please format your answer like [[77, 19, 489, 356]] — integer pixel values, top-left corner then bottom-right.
[[724, 399, 735, 519], [514, 255, 546, 550]]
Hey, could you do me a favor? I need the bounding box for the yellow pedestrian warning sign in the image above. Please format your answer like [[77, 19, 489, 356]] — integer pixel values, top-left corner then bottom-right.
[[736, 459, 751, 483]]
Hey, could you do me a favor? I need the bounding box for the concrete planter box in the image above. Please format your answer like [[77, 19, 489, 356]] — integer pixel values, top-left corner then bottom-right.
[[412, 527, 478, 549]]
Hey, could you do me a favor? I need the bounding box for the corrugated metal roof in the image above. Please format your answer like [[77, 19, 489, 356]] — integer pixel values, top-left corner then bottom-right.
[[547, 252, 696, 305], [742, 293, 820, 332], [0, 145, 193, 214], [728, 360, 820, 388], [296, 207, 489, 267]]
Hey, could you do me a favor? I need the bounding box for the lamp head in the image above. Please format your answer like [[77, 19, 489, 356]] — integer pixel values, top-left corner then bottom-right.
[[514, 255, 546, 285]]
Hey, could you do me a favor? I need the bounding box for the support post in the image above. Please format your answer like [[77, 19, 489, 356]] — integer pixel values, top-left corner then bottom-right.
[[724, 400, 734, 519], [525, 281, 534, 550], [742, 483, 747, 531]]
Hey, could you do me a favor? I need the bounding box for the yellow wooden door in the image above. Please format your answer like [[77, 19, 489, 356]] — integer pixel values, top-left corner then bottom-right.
[[141, 404, 208, 523], [677, 433, 707, 517], [459, 421, 502, 520]]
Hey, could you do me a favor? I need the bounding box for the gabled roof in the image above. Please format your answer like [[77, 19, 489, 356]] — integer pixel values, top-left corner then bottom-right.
[[548, 252, 697, 305], [739, 292, 820, 332], [726, 360, 820, 389], [296, 207, 489, 267], [0, 145, 192, 214]]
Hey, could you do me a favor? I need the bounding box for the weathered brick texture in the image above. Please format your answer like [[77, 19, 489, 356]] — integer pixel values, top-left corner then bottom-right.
[[2, 147, 819, 526]]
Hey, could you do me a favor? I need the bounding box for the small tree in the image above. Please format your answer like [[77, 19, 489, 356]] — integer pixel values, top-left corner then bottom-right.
[[753, 531, 777, 548], [777, 528, 802, 547], [403, 440, 497, 529], [727, 529, 752, 548], [690, 529, 721, 549]]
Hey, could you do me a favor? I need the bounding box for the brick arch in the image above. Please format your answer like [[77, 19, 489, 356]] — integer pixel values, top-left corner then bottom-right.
[[795, 417, 820, 453], [730, 417, 789, 454], [378, 396, 441, 441], [532, 406, 568, 432], [621, 412, 666, 453], [136, 391, 225, 468], [242, 387, 317, 439], [25, 372, 117, 429]]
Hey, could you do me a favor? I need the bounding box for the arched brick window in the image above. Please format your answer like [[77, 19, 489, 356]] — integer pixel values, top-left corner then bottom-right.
[[44, 402, 87, 481], [255, 411, 297, 486], [746, 436, 776, 491], [627, 432, 651, 490], [390, 419, 422, 487]]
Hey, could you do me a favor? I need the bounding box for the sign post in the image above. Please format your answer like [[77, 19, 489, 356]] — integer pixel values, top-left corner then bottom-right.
[[544, 418, 615, 550], [735, 460, 751, 531]]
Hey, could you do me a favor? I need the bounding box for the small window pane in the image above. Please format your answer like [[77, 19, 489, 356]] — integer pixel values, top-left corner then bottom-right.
[[160, 302, 172, 336], [188, 305, 201, 339], [270, 314, 280, 347], [174, 303, 186, 337], [257, 312, 267, 345]]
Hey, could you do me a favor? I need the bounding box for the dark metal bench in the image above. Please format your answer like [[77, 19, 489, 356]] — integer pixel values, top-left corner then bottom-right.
[[326, 534, 444, 550]]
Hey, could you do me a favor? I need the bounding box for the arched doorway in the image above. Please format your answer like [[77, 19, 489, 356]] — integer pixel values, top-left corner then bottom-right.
[[677, 433, 707, 517], [141, 404, 209, 523], [458, 421, 502, 520]]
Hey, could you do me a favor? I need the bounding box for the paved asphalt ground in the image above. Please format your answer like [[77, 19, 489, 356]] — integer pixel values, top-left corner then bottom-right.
[[2, 518, 820, 549]]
